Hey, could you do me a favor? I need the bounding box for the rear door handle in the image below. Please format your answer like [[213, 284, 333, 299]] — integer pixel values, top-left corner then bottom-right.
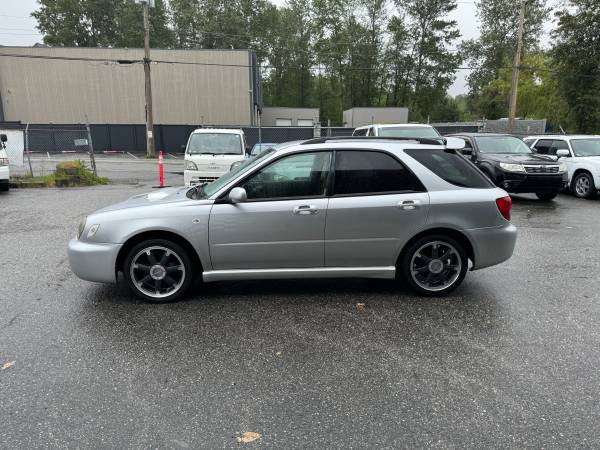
[[293, 204, 318, 215], [397, 200, 421, 211]]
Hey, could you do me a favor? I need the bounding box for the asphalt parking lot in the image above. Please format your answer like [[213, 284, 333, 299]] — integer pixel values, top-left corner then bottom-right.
[[1, 181, 600, 448]]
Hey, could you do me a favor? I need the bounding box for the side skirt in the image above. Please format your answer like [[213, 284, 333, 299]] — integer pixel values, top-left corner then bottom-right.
[[202, 266, 396, 282]]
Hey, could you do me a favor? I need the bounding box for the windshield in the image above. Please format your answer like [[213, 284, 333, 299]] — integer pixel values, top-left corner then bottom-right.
[[475, 135, 532, 154], [187, 149, 275, 199], [571, 139, 600, 157], [378, 126, 441, 138], [186, 133, 243, 155]]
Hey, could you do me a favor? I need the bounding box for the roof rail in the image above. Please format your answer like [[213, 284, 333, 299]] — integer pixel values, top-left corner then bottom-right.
[[300, 136, 445, 146]]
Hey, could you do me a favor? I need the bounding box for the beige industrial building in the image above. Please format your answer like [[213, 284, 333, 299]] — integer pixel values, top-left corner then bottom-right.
[[260, 107, 319, 127], [0, 47, 261, 125], [343, 107, 409, 127]]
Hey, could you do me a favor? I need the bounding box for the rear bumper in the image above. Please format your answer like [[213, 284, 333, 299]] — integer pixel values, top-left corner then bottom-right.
[[0, 165, 9, 181], [465, 224, 517, 270], [68, 239, 121, 283], [498, 172, 567, 193]]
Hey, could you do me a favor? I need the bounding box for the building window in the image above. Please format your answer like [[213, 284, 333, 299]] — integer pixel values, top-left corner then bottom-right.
[[275, 118, 293, 127], [297, 119, 314, 127]]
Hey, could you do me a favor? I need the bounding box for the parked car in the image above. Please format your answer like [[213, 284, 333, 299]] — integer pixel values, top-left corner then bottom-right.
[[184, 128, 247, 186], [447, 133, 568, 201], [353, 123, 442, 140], [68, 136, 517, 303], [0, 134, 9, 192], [250, 142, 277, 157], [524, 135, 600, 199]]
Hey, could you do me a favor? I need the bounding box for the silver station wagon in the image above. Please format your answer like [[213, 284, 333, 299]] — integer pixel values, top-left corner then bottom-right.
[[68, 137, 517, 302]]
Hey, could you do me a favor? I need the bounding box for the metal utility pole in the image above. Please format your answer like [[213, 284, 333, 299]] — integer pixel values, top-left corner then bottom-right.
[[141, 0, 156, 157], [508, 0, 526, 133]]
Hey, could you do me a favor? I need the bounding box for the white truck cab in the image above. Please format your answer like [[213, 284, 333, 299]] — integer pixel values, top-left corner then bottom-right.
[[352, 123, 442, 140], [184, 128, 247, 186], [0, 134, 10, 192]]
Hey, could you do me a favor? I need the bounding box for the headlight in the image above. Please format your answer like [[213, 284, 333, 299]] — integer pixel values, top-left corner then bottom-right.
[[77, 218, 86, 239], [558, 162, 568, 173], [87, 224, 100, 239], [499, 163, 526, 173], [185, 160, 198, 171]]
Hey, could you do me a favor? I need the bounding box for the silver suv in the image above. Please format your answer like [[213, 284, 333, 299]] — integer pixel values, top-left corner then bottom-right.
[[68, 137, 517, 302]]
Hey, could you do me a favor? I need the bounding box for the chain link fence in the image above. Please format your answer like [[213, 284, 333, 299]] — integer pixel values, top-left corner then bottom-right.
[[23, 125, 97, 177]]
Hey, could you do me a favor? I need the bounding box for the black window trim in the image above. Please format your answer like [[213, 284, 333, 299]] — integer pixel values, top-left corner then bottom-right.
[[329, 148, 427, 198]]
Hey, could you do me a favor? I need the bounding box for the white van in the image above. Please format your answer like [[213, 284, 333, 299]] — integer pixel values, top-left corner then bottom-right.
[[0, 134, 10, 192], [184, 129, 247, 186], [353, 123, 442, 140]]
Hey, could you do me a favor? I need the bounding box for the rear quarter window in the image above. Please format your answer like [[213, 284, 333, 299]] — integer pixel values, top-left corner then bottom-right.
[[404, 149, 494, 189]]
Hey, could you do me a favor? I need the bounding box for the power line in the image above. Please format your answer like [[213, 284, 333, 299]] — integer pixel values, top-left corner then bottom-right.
[[0, 51, 595, 79]]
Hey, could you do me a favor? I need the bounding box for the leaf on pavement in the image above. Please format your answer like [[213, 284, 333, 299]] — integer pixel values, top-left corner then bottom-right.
[[1, 361, 15, 370], [356, 303, 367, 311], [237, 432, 261, 443]]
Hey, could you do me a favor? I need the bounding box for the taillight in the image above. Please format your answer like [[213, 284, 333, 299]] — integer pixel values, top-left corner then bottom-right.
[[496, 196, 512, 221]]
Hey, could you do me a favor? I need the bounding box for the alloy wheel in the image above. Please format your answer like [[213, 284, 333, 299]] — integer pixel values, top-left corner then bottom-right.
[[410, 241, 462, 292], [129, 246, 186, 299], [575, 175, 591, 197]]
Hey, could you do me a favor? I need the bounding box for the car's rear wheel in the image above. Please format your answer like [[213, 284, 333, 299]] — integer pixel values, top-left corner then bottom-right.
[[400, 235, 468, 296], [536, 192, 558, 201], [573, 172, 596, 199], [123, 239, 193, 303]]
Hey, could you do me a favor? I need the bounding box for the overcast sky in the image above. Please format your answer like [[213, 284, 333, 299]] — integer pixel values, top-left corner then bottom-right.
[[0, 0, 557, 96]]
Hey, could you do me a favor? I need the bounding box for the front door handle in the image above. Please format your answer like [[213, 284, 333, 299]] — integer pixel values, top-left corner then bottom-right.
[[293, 205, 318, 215], [398, 200, 421, 211]]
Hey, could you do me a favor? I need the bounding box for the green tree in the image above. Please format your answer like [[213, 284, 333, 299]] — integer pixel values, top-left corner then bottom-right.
[[386, 0, 462, 121], [462, 0, 550, 118], [551, 0, 600, 133], [33, 0, 174, 48]]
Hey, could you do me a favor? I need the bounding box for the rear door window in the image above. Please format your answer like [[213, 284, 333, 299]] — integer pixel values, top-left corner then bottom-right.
[[404, 149, 494, 189], [333, 150, 424, 195]]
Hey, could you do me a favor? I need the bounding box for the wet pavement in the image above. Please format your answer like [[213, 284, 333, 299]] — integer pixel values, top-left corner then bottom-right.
[[1, 185, 599, 448]]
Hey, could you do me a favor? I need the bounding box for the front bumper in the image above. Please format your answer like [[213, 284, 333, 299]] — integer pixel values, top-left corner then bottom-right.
[[498, 172, 567, 193], [184, 169, 225, 186], [465, 224, 517, 270], [68, 239, 122, 283]]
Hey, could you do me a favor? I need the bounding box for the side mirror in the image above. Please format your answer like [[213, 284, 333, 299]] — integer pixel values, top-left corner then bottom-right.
[[229, 187, 247, 204], [445, 137, 466, 150], [556, 149, 570, 158], [0, 134, 7, 142]]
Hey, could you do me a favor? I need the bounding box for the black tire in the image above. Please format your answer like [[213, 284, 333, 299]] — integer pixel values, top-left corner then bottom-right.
[[399, 234, 468, 297], [572, 172, 596, 199], [123, 239, 193, 303], [536, 192, 558, 201], [0, 183, 8, 192]]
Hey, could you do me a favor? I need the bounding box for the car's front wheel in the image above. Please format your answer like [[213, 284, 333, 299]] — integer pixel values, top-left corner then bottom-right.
[[536, 192, 558, 201], [573, 172, 596, 199], [123, 239, 193, 302], [400, 235, 468, 296]]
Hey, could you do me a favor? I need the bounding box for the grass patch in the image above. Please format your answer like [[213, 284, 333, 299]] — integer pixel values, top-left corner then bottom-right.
[[11, 160, 110, 188]]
